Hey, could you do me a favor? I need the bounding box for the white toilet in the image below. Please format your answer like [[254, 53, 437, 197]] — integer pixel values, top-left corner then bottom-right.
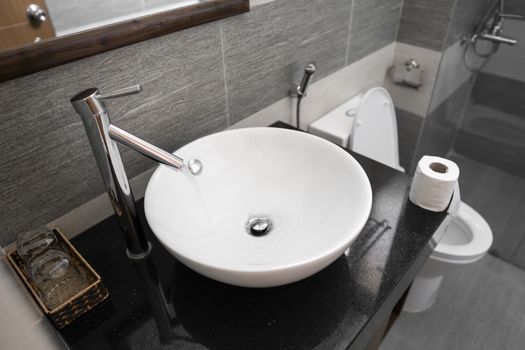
[[308, 87, 493, 312], [402, 202, 493, 312]]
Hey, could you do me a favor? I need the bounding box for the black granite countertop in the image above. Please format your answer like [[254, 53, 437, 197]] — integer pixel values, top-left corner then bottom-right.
[[59, 122, 448, 350]]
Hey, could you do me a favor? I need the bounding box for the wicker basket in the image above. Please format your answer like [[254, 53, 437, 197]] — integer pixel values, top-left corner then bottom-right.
[[7, 228, 109, 329]]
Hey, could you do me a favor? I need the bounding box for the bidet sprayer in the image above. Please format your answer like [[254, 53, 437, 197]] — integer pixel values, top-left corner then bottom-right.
[[289, 62, 317, 129], [290, 62, 317, 98]]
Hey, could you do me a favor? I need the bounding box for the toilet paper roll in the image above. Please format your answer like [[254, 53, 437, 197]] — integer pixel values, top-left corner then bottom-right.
[[409, 156, 460, 212]]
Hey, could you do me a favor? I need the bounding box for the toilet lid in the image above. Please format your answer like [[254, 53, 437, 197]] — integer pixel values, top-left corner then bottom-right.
[[433, 202, 493, 263], [350, 87, 401, 170]]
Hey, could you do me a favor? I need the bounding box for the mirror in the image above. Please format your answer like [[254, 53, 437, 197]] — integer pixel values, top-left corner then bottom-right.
[[0, 0, 248, 82], [47, 0, 211, 38]]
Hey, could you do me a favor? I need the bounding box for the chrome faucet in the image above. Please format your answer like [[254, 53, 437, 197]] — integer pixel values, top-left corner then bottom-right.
[[70, 85, 184, 259], [467, 0, 521, 46], [479, 9, 520, 45]]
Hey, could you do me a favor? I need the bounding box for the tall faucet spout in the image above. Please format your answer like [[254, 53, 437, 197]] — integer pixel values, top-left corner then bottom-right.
[[108, 124, 184, 169], [71, 84, 185, 259]]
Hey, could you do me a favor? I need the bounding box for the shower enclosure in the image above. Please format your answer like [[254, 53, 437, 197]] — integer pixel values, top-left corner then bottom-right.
[[413, 0, 525, 268]]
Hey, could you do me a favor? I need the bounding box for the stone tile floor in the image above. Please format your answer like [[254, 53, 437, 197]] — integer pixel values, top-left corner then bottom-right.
[[380, 255, 525, 350]]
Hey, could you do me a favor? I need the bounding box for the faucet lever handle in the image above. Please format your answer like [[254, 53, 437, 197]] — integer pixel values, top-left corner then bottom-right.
[[96, 85, 142, 101]]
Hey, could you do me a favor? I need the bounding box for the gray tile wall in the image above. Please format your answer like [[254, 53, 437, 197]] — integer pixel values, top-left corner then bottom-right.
[[221, 0, 352, 124], [412, 77, 474, 170], [347, 0, 403, 63], [472, 72, 525, 117], [395, 108, 423, 171], [396, 0, 455, 51], [454, 73, 525, 178], [0, 22, 228, 244], [507, 0, 525, 16], [0, 0, 403, 245], [483, 19, 525, 83], [445, 0, 494, 47], [396, 0, 494, 51]]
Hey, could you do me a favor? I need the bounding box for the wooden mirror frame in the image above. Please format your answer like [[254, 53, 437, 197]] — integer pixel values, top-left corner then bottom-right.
[[0, 0, 249, 82]]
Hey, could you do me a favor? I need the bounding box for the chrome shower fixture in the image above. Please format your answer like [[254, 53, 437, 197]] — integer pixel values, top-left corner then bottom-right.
[[465, 0, 521, 46]]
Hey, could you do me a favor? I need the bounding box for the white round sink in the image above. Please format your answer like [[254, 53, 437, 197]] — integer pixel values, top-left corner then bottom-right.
[[144, 127, 372, 287]]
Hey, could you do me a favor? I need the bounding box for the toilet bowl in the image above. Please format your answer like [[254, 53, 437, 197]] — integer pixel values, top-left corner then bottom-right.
[[403, 201, 493, 312], [308, 87, 493, 312]]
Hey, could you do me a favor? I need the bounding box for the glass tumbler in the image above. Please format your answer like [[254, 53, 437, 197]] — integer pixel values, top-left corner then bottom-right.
[[16, 227, 58, 262], [27, 249, 87, 310]]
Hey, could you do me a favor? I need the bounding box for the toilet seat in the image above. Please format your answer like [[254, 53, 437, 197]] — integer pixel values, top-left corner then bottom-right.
[[351, 87, 402, 171], [308, 87, 404, 172], [432, 202, 493, 264]]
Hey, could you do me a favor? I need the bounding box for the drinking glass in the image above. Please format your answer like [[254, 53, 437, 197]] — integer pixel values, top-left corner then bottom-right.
[[16, 228, 58, 262]]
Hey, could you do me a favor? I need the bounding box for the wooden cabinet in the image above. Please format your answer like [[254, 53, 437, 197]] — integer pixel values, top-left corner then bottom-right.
[[0, 0, 55, 50]]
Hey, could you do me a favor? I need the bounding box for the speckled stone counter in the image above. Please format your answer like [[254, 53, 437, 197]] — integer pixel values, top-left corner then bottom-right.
[[59, 123, 448, 350]]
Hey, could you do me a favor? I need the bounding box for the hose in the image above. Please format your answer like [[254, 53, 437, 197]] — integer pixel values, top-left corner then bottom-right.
[[296, 97, 302, 129], [463, 38, 499, 72]]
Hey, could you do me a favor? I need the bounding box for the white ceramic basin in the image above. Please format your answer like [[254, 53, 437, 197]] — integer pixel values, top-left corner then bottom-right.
[[144, 127, 372, 287]]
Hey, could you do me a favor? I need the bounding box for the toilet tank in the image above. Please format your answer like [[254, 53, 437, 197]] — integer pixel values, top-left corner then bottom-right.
[[307, 94, 361, 148], [309, 87, 403, 172]]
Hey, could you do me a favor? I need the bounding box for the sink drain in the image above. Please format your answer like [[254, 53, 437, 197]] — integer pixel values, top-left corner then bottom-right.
[[246, 217, 272, 237]]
